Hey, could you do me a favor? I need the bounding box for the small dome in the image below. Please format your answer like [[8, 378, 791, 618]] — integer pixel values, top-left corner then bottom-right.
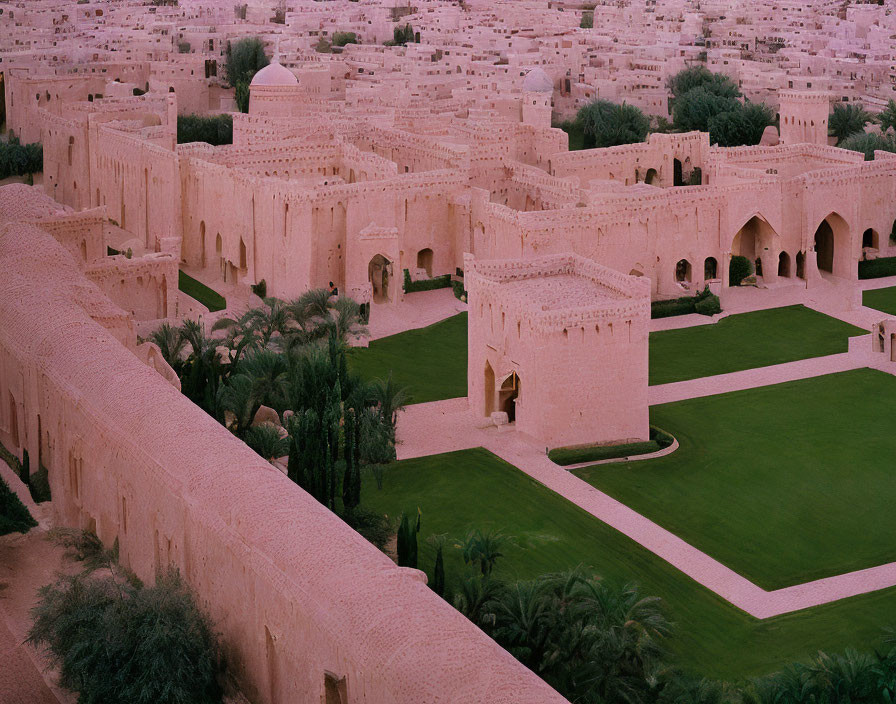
[[522, 67, 553, 93], [250, 62, 298, 87]]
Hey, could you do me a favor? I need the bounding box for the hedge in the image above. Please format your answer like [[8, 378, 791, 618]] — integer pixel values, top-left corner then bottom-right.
[[403, 268, 452, 293], [548, 426, 675, 466], [178, 270, 226, 312], [729, 255, 753, 286], [651, 287, 720, 319], [452, 280, 467, 301], [858, 256, 896, 280]]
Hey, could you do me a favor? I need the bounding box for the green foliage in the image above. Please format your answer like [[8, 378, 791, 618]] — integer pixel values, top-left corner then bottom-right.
[[548, 426, 674, 466], [707, 101, 775, 147], [225, 37, 269, 112], [396, 510, 420, 568], [878, 99, 896, 134], [251, 279, 267, 299], [314, 37, 333, 53], [29, 463, 52, 503], [343, 506, 392, 550], [0, 135, 43, 179], [667, 66, 740, 104], [580, 10, 593, 28], [28, 568, 222, 704], [459, 528, 507, 576], [839, 132, 896, 161], [243, 423, 289, 461], [673, 86, 741, 133], [858, 256, 896, 280], [650, 287, 720, 319], [331, 31, 358, 47], [176, 114, 233, 146], [0, 471, 37, 535], [729, 255, 753, 286], [402, 268, 453, 292], [431, 539, 445, 597], [576, 99, 651, 148], [451, 279, 467, 300], [178, 270, 226, 311], [829, 102, 875, 145], [387, 24, 415, 46]]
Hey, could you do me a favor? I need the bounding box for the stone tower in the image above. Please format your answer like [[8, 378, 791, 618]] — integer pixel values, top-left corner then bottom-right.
[[521, 67, 554, 128], [779, 90, 832, 146]]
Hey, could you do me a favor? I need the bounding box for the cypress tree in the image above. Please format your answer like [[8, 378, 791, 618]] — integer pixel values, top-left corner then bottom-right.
[[397, 514, 410, 567], [342, 409, 357, 513], [432, 544, 445, 597], [287, 433, 300, 485]]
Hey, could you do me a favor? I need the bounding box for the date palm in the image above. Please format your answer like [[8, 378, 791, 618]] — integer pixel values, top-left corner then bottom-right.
[[146, 322, 186, 369], [829, 102, 875, 145]]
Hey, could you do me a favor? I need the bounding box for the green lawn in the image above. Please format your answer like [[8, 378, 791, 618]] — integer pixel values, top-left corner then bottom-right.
[[863, 286, 896, 316], [348, 313, 467, 404], [575, 368, 896, 590], [178, 270, 226, 312], [649, 305, 865, 385], [362, 445, 896, 680]]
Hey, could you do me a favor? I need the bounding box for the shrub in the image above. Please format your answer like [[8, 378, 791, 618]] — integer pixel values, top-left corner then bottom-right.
[[729, 255, 753, 286], [332, 31, 358, 47], [29, 463, 52, 503], [549, 427, 674, 466], [177, 114, 233, 146], [576, 99, 650, 148], [28, 568, 223, 704], [345, 506, 392, 551], [0, 473, 37, 535], [651, 297, 696, 319], [0, 135, 43, 179], [251, 279, 267, 298], [452, 279, 467, 301], [694, 288, 721, 316], [403, 269, 452, 293], [858, 256, 896, 280]]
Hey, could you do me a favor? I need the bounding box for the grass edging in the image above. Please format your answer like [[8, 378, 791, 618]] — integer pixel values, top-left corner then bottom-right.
[[178, 270, 226, 312], [548, 426, 675, 466]]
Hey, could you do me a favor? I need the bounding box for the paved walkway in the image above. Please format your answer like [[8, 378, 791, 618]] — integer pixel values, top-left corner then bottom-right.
[[365, 288, 466, 341], [396, 386, 896, 619]]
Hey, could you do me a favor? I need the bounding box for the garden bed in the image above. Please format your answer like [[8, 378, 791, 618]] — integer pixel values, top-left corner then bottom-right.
[[548, 426, 674, 466]]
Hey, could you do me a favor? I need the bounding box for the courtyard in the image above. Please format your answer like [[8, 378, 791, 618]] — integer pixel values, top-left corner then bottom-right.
[[361, 444, 896, 679]]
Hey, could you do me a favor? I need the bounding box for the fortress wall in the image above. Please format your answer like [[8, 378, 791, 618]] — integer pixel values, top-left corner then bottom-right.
[[0, 221, 568, 704]]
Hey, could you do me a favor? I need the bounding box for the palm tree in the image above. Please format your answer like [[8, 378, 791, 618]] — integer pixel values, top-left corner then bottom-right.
[[459, 529, 509, 577], [452, 574, 506, 630], [370, 372, 410, 427], [246, 297, 290, 347], [212, 310, 260, 368], [879, 99, 896, 134], [217, 348, 288, 435], [179, 320, 224, 414], [829, 102, 875, 145], [147, 322, 186, 369], [243, 424, 289, 462]]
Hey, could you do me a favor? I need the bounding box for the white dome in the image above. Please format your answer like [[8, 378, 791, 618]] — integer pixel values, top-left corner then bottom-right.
[[250, 62, 299, 87], [522, 67, 553, 93]]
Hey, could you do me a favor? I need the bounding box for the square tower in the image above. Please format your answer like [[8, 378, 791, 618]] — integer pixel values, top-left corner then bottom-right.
[[779, 90, 832, 146], [466, 253, 651, 449]]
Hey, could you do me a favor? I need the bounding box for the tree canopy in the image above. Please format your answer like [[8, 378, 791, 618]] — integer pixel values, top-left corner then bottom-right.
[[839, 131, 896, 161], [667, 65, 740, 104], [829, 102, 875, 145], [672, 86, 741, 133], [576, 99, 650, 148], [225, 37, 269, 112], [707, 101, 775, 147], [878, 99, 896, 134]]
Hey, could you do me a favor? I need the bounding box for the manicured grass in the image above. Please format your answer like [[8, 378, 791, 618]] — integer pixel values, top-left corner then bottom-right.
[[178, 270, 226, 312], [575, 368, 896, 590], [649, 305, 865, 385], [361, 445, 896, 680], [348, 313, 467, 404], [863, 286, 896, 316]]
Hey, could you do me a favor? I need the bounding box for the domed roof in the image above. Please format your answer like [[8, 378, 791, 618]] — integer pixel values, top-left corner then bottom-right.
[[250, 61, 298, 87], [522, 67, 553, 93]]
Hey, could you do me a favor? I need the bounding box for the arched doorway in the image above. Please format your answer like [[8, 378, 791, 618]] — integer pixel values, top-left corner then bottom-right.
[[499, 372, 520, 423], [368, 254, 391, 303], [704, 257, 718, 280], [416, 248, 433, 277], [815, 220, 834, 272], [484, 362, 495, 417], [732, 215, 778, 282], [644, 168, 659, 185], [796, 251, 806, 279], [778, 251, 791, 277], [862, 228, 877, 249], [675, 259, 692, 283], [199, 221, 206, 267]]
